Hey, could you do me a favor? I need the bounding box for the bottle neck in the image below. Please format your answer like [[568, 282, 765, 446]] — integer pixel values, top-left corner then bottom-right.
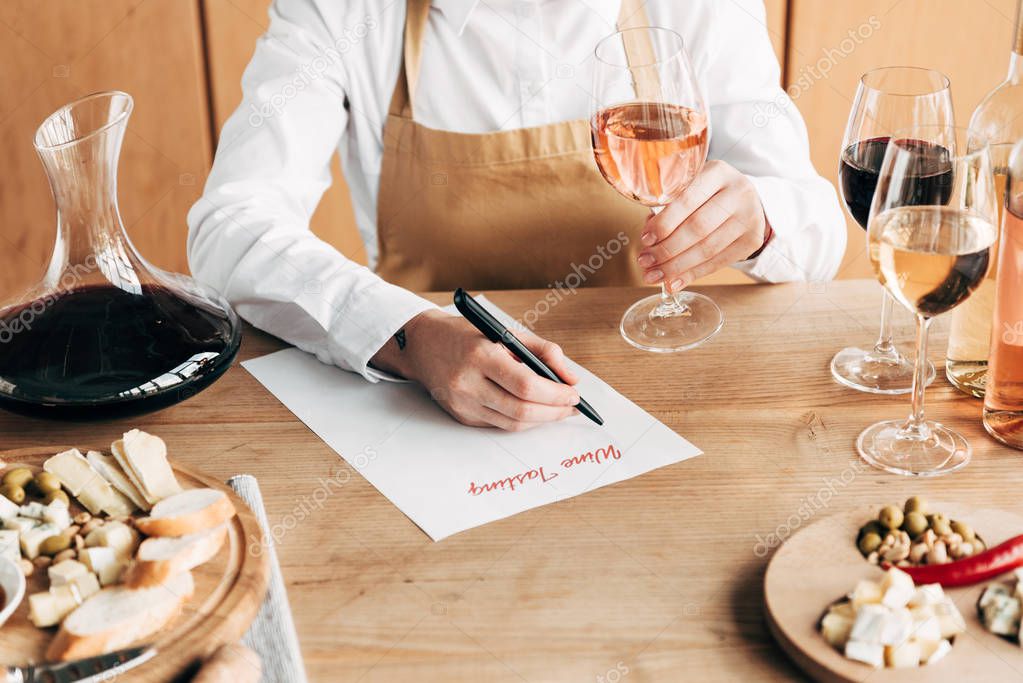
[[1011, 0, 1023, 82]]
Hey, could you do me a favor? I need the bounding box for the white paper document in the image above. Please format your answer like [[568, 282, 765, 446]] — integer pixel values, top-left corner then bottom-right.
[[242, 298, 702, 540]]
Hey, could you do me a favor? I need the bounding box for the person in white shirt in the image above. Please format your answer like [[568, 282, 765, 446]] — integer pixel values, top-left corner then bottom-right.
[[188, 0, 845, 431]]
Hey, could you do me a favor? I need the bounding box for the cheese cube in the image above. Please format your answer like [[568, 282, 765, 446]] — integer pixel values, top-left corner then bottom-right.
[[0, 495, 19, 521], [28, 573, 101, 627], [79, 546, 125, 586], [880, 608, 913, 646], [935, 599, 967, 638], [913, 614, 943, 643], [880, 568, 915, 609], [84, 520, 138, 559], [47, 559, 89, 587], [845, 640, 884, 667], [909, 583, 945, 608], [850, 580, 883, 608], [885, 640, 922, 668], [922, 638, 953, 665], [850, 604, 888, 644], [0, 530, 19, 563], [980, 590, 1020, 637], [19, 524, 60, 560], [822, 612, 853, 648]]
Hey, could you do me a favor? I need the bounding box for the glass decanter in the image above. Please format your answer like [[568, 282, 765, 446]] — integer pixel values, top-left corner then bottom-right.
[[0, 91, 241, 418]]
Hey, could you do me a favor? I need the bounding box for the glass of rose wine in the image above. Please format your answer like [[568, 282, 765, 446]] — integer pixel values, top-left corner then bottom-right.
[[590, 27, 722, 352], [832, 67, 952, 394], [860, 125, 998, 476]]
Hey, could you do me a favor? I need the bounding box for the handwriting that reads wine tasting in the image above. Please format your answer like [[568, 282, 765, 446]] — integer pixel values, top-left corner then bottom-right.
[[467, 443, 623, 496]]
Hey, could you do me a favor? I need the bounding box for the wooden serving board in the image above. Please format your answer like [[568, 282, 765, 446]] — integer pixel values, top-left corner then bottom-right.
[[765, 504, 1023, 683], [0, 446, 270, 681]]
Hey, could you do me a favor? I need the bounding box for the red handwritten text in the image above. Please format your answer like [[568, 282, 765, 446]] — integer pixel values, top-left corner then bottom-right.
[[468, 466, 559, 496], [561, 442, 621, 469]]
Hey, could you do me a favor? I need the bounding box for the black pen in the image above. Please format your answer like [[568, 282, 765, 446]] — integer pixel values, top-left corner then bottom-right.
[[453, 288, 604, 426]]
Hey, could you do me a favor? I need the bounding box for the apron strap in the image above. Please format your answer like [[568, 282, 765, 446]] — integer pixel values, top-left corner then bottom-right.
[[388, 0, 431, 118], [388, 0, 659, 119]]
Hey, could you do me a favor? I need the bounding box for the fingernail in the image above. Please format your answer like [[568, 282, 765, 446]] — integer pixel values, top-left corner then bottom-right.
[[637, 253, 655, 267], [669, 278, 684, 292], [643, 269, 664, 284], [641, 231, 656, 246]]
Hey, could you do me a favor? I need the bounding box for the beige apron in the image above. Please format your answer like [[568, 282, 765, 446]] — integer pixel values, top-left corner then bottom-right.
[[375, 0, 652, 291]]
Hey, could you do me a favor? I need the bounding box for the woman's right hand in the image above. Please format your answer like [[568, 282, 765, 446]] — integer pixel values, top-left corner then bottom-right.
[[371, 310, 581, 431]]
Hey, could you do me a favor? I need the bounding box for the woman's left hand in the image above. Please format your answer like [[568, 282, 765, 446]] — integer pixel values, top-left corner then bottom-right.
[[636, 160, 771, 291]]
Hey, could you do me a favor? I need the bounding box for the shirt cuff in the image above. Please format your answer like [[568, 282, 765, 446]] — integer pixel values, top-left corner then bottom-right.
[[732, 175, 805, 282], [325, 281, 439, 383]]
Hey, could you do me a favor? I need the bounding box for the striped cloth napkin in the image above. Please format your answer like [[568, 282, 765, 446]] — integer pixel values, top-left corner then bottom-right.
[[227, 474, 309, 683]]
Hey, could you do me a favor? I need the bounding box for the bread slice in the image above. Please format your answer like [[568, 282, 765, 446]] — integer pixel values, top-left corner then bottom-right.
[[46, 571, 195, 661], [86, 450, 151, 511], [123, 523, 228, 588], [134, 488, 236, 537], [111, 429, 182, 505]]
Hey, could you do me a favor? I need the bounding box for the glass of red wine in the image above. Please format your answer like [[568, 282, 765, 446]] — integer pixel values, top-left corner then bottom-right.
[[832, 67, 952, 393], [860, 125, 997, 476], [590, 27, 722, 352]]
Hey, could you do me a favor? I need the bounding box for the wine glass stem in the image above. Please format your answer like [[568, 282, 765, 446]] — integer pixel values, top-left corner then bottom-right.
[[873, 289, 899, 357], [648, 205, 691, 318], [902, 314, 933, 439]]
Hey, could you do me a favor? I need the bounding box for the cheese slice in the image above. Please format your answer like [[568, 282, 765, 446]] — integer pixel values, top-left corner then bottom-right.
[[111, 430, 181, 505], [0, 529, 19, 563], [86, 451, 150, 512], [44, 448, 135, 517]]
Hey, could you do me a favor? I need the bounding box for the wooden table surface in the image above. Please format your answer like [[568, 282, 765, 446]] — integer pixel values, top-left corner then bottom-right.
[[1, 280, 1018, 682]]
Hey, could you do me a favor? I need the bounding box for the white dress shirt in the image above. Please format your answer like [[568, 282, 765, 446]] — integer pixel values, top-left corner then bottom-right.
[[187, 0, 846, 382]]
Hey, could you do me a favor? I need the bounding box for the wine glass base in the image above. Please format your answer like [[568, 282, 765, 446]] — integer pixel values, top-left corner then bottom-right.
[[620, 291, 723, 352], [830, 346, 935, 395], [856, 419, 971, 477]]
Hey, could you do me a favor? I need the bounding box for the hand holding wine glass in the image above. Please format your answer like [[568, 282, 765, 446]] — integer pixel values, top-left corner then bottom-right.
[[590, 27, 723, 352], [859, 125, 999, 476]]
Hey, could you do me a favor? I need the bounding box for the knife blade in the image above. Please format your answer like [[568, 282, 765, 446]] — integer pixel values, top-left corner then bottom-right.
[[5, 645, 156, 683]]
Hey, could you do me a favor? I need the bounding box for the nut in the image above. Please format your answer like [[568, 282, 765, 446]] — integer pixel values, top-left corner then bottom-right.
[[32, 556, 52, 569], [80, 519, 103, 535], [922, 529, 937, 547], [74, 535, 85, 551], [866, 551, 880, 565], [53, 549, 76, 564], [66, 524, 81, 537], [958, 542, 974, 558], [883, 543, 910, 563], [72, 512, 92, 525], [927, 541, 948, 565], [18, 559, 33, 577], [909, 543, 928, 564]]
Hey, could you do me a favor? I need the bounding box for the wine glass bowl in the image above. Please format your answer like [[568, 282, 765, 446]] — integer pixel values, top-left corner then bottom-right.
[[590, 27, 722, 352], [858, 126, 998, 476], [831, 66, 951, 394]]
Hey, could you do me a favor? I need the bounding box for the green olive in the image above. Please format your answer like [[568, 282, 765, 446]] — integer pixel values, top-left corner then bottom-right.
[[0, 484, 25, 504], [39, 533, 72, 556], [931, 517, 953, 537], [43, 490, 69, 507], [904, 496, 927, 514], [879, 505, 904, 530], [33, 472, 62, 495], [950, 520, 975, 542], [903, 511, 929, 537], [859, 532, 883, 555], [2, 467, 33, 490], [858, 521, 884, 542]]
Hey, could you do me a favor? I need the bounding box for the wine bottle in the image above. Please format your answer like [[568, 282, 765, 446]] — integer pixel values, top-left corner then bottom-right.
[[946, 0, 1023, 397], [983, 140, 1023, 450]]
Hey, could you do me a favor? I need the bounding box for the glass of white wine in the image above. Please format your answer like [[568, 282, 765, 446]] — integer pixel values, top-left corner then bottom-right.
[[859, 125, 998, 476]]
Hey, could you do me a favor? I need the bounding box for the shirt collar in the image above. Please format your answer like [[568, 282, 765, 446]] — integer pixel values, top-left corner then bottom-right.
[[432, 0, 482, 36]]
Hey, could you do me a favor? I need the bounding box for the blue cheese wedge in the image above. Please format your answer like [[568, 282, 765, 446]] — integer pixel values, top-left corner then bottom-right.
[[0, 495, 20, 521], [0, 530, 19, 563], [5, 516, 44, 534], [20, 523, 60, 560], [979, 585, 1021, 637], [20, 501, 70, 530]]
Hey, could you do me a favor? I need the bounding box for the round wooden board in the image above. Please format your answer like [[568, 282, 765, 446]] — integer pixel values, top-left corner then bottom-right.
[[0, 446, 270, 680], [765, 503, 1023, 682]]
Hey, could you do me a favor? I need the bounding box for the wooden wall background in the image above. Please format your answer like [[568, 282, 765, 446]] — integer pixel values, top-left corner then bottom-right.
[[0, 0, 1016, 298]]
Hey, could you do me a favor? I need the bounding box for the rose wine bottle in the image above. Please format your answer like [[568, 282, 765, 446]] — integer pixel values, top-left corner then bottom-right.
[[946, 0, 1023, 397], [984, 140, 1023, 450]]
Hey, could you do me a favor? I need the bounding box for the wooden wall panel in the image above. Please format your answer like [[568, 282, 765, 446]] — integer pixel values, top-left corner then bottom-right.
[[202, 0, 367, 265], [764, 0, 789, 69], [0, 0, 211, 298], [786, 0, 1016, 279]]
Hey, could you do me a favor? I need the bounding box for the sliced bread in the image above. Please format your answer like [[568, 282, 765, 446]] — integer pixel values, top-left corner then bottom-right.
[[46, 571, 195, 661], [124, 523, 228, 588], [111, 429, 182, 505], [86, 450, 151, 511], [134, 488, 236, 537]]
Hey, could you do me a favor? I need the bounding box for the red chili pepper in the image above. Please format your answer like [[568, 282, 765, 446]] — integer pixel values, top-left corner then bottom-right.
[[883, 534, 1023, 587]]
